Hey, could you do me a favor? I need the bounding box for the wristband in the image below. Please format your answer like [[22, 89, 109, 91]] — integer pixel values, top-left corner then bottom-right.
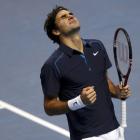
[[68, 95, 86, 111]]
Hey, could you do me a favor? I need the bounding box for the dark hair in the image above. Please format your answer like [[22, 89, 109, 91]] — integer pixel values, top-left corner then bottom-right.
[[44, 6, 69, 44]]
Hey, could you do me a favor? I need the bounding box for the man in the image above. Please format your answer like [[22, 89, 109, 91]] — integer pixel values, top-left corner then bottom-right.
[[40, 6, 131, 140]]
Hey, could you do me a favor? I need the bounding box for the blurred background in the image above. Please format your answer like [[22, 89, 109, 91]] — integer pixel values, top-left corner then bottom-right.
[[0, 0, 140, 140]]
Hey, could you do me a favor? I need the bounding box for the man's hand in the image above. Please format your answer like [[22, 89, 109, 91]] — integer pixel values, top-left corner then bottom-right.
[[117, 85, 131, 100], [80, 86, 96, 105]]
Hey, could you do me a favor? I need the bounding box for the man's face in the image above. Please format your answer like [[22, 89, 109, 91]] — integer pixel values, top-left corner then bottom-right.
[[54, 10, 80, 36]]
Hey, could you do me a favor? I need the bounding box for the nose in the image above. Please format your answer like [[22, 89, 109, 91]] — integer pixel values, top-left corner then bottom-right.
[[68, 15, 74, 20]]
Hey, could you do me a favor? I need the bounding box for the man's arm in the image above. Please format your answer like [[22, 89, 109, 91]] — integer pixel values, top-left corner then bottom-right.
[[44, 86, 96, 116], [106, 74, 131, 99], [44, 97, 69, 116], [107, 78, 120, 99]]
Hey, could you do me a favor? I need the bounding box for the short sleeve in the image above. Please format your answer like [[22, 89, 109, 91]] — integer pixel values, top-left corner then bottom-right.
[[99, 41, 112, 70], [40, 63, 60, 98]]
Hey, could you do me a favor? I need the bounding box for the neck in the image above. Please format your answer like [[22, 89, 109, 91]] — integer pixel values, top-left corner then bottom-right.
[[60, 33, 83, 53]]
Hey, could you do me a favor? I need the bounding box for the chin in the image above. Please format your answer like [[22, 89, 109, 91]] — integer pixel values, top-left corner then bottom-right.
[[70, 24, 80, 30], [62, 25, 80, 36], [72, 22, 80, 28]]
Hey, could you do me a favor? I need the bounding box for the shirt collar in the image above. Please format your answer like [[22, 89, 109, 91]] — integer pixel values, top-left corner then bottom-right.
[[59, 38, 91, 57]]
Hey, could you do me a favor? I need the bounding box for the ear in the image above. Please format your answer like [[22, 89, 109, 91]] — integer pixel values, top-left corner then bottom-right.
[[52, 29, 60, 36]]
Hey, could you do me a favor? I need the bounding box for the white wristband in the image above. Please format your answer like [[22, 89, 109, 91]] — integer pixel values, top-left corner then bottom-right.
[[68, 95, 86, 111]]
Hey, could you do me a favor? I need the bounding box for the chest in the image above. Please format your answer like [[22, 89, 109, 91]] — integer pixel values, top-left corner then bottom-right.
[[59, 48, 106, 87]]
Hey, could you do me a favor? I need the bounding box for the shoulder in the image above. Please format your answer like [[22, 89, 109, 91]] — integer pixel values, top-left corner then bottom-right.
[[40, 48, 64, 76]]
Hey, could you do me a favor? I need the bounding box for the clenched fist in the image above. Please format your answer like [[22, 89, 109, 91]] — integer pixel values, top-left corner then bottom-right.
[[80, 86, 96, 105]]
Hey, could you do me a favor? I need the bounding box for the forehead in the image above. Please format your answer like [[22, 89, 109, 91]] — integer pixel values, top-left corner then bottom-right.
[[56, 10, 71, 18]]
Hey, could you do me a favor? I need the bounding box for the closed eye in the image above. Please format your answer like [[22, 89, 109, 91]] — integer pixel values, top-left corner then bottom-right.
[[61, 14, 67, 19], [60, 12, 74, 19]]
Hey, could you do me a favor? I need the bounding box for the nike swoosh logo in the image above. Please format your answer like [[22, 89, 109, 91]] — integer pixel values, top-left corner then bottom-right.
[[93, 51, 99, 56]]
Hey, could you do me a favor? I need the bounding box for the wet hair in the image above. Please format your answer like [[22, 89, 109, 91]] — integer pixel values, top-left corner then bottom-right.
[[44, 6, 69, 44]]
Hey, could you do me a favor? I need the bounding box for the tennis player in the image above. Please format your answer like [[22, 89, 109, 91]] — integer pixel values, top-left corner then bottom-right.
[[40, 6, 131, 140]]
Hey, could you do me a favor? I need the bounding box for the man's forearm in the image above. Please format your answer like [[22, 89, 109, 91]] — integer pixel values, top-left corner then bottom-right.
[[107, 79, 120, 98], [44, 98, 69, 115], [107, 78, 131, 100]]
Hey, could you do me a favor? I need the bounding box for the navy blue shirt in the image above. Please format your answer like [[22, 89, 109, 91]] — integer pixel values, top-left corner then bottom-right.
[[40, 39, 119, 140]]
